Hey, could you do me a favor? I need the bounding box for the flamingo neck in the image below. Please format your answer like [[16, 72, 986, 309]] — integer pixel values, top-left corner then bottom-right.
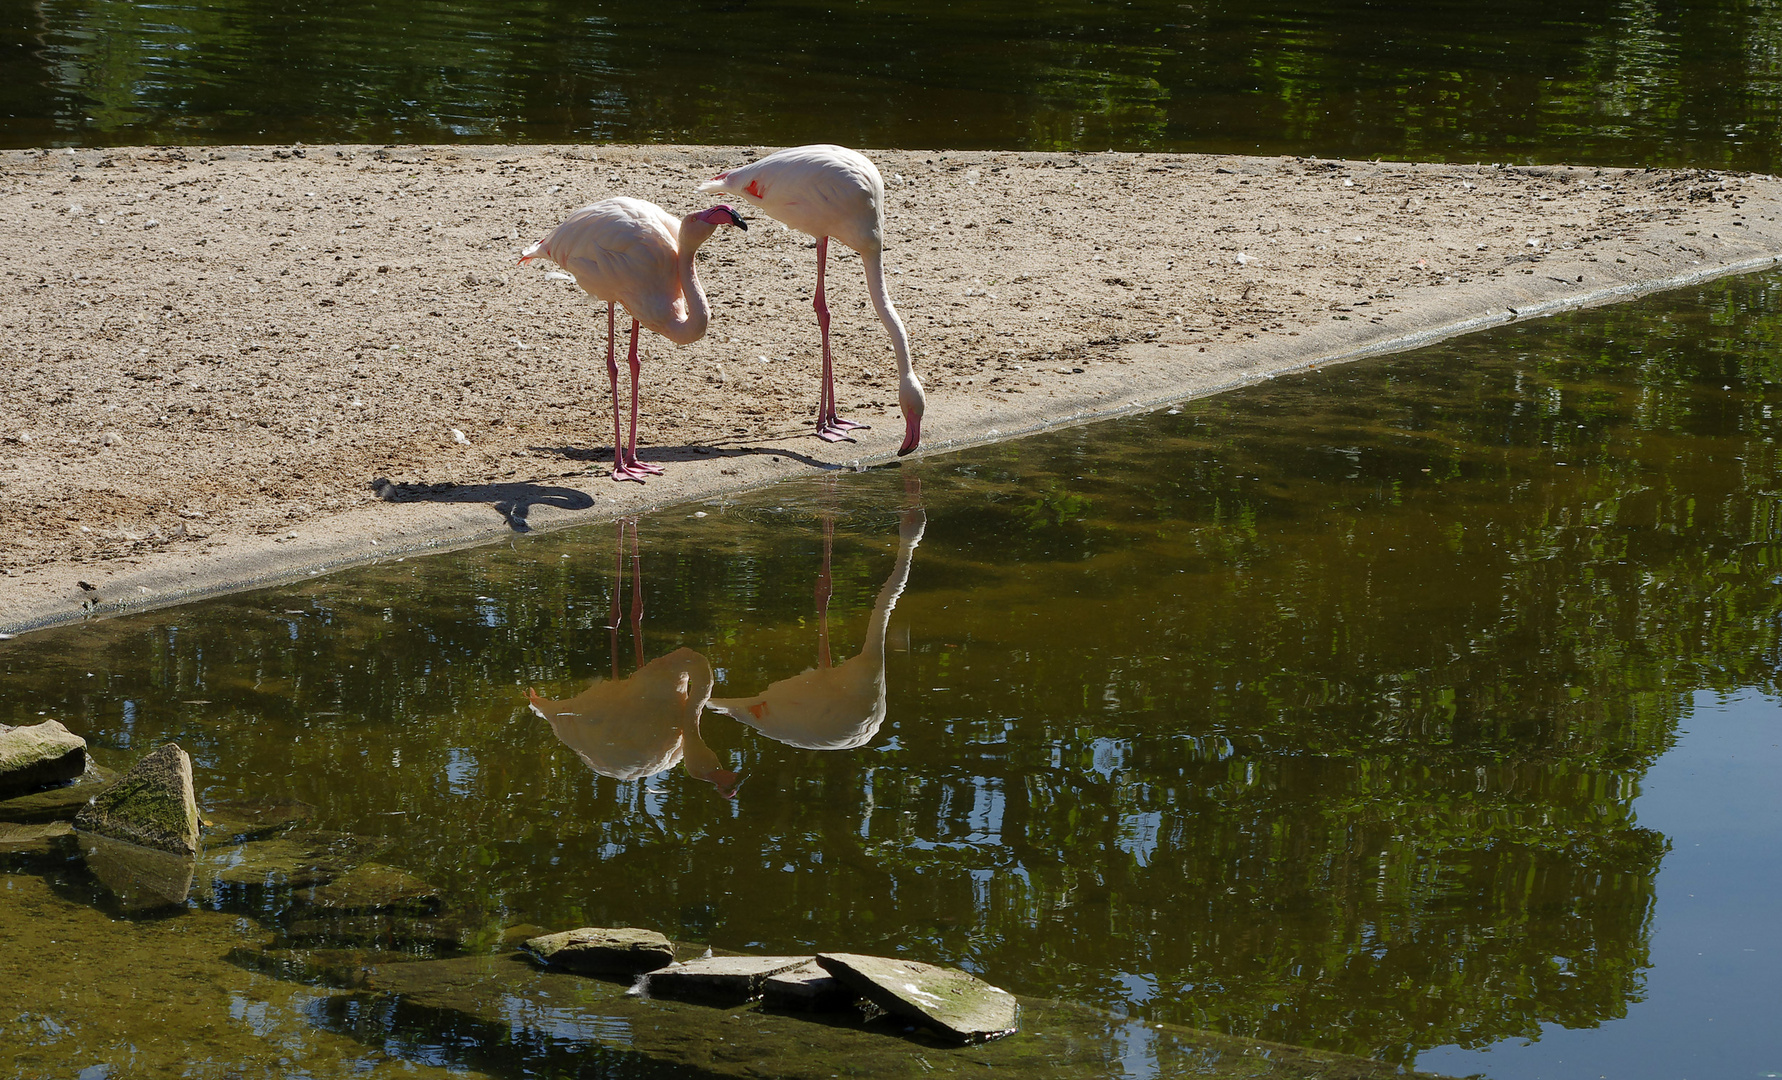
[[662, 214, 719, 345], [861, 514, 924, 658], [861, 247, 924, 437], [860, 246, 912, 379]]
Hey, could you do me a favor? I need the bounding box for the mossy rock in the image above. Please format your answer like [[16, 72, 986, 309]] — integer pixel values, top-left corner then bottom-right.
[[73, 743, 199, 856]]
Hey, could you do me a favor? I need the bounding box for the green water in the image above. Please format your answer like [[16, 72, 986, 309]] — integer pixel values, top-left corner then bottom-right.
[[4, 273, 1782, 1077], [6, 0, 1782, 169]]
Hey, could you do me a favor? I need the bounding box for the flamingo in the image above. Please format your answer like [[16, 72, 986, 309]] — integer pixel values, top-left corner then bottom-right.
[[707, 489, 926, 750], [525, 520, 741, 798], [698, 144, 925, 454], [520, 198, 746, 482]]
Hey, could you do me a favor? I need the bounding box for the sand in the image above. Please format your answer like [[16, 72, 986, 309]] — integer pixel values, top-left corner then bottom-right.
[[3, 143, 1779, 635]]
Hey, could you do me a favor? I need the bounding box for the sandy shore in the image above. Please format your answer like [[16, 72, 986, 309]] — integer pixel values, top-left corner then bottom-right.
[[2, 143, 1779, 635]]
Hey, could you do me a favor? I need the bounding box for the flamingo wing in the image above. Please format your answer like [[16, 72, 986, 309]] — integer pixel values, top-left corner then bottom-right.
[[535, 198, 684, 326], [701, 145, 883, 250]]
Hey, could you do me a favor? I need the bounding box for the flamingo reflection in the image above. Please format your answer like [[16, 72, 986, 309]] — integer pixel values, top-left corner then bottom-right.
[[526, 519, 741, 798], [708, 486, 925, 750]]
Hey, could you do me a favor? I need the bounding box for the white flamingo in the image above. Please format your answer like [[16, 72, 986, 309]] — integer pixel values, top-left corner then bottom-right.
[[699, 144, 925, 454], [520, 197, 746, 483]]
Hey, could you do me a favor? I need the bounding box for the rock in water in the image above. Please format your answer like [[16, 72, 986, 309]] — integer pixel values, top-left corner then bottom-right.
[[0, 761, 117, 823], [73, 743, 200, 855], [0, 719, 87, 797], [521, 927, 676, 976], [643, 955, 812, 1005], [761, 960, 857, 1012], [305, 864, 442, 915], [816, 953, 1019, 1043]]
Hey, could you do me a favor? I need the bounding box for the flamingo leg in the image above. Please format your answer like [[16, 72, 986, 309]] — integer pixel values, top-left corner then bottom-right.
[[622, 320, 665, 477], [609, 517, 624, 678], [812, 238, 862, 443], [606, 303, 645, 483], [815, 514, 835, 669], [627, 518, 646, 667]]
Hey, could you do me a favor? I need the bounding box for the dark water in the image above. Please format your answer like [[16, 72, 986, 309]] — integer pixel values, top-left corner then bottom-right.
[[5, 272, 1782, 1078], [5, 0, 1782, 170]]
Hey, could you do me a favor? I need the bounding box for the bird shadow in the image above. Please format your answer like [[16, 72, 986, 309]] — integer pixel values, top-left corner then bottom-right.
[[527, 440, 844, 472], [369, 477, 595, 533]]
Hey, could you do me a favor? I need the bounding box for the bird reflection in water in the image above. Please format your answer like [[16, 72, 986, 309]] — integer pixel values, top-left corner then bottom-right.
[[526, 519, 742, 798], [708, 481, 925, 750]]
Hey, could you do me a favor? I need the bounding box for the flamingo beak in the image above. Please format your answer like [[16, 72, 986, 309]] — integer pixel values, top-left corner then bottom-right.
[[724, 206, 748, 231], [898, 414, 921, 456]]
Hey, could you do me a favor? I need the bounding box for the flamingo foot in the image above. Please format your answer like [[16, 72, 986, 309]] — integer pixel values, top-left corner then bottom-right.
[[625, 456, 666, 476], [830, 416, 871, 431], [816, 422, 857, 443], [610, 463, 649, 483]]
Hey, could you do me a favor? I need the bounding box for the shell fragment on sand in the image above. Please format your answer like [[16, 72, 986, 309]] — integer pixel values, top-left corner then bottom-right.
[[0, 719, 87, 797], [522, 927, 677, 976], [73, 743, 200, 856], [640, 955, 813, 1005], [816, 952, 1018, 1043]]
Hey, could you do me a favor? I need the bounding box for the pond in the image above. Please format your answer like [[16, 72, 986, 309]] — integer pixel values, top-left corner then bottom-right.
[[4, 271, 1781, 1078], [5, 0, 1782, 170]]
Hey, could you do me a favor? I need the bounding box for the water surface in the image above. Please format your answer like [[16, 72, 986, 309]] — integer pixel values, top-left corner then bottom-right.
[[5, 271, 1782, 1077], [6, 0, 1782, 169]]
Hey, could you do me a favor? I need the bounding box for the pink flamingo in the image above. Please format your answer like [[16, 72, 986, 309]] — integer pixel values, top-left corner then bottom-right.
[[520, 197, 746, 482], [699, 145, 925, 454]]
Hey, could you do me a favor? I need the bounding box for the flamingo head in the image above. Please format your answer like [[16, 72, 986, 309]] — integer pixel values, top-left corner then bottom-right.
[[704, 768, 744, 800], [695, 204, 748, 231], [897, 373, 925, 456]]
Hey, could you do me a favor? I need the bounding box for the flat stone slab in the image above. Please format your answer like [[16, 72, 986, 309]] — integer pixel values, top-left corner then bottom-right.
[[303, 863, 441, 915], [762, 960, 856, 1012], [522, 927, 676, 976], [74, 743, 199, 855], [817, 953, 1018, 1044], [643, 955, 813, 1005], [0, 761, 117, 823], [0, 720, 87, 797]]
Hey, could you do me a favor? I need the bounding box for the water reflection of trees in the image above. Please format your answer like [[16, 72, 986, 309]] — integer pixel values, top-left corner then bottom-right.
[[4, 277, 1782, 1063], [6, 0, 1782, 169]]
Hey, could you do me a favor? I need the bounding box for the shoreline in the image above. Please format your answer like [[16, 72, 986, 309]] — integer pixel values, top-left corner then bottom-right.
[[4, 144, 1780, 637]]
